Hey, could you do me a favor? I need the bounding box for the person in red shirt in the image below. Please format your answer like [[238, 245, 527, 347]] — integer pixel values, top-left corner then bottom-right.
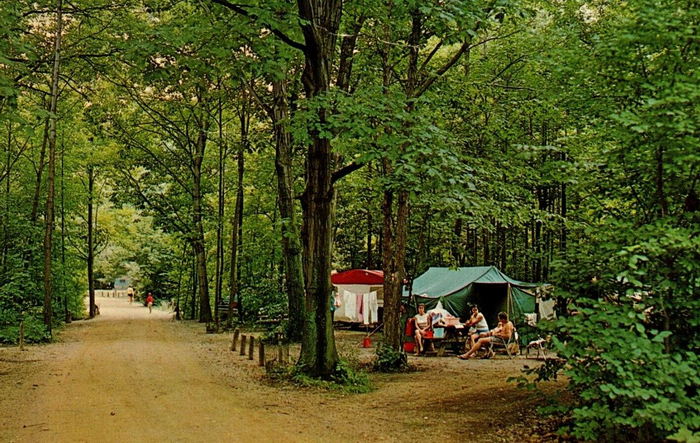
[[146, 293, 154, 314]]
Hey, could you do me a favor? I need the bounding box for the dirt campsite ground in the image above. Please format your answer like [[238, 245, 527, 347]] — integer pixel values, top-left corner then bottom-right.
[[0, 296, 565, 442]]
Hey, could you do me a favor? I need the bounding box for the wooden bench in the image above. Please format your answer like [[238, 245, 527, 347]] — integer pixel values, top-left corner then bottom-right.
[[217, 302, 239, 321], [257, 308, 288, 326]]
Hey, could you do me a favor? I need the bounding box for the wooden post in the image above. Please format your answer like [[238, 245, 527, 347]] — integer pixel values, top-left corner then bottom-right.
[[283, 344, 289, 363], [19, 320, 25, 351], [231, 329, 240, 351], [240, 335, 247, 356], [258, 341, 265, 366], [248, 336, 254, 360]]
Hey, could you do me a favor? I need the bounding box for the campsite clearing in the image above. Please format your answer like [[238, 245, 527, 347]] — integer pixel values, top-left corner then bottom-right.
[[0, 296, 564, 442]]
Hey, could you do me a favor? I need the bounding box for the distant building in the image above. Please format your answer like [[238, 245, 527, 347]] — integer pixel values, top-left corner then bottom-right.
[[114, 277, 130, 290]]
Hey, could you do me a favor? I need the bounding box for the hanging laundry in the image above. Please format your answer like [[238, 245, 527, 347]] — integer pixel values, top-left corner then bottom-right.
[[367, 291, 379, 324], [356, 293, 364, 323], [362, 293, 371, 325]]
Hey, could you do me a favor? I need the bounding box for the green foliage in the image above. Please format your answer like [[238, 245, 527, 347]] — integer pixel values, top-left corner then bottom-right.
[[668, 428, 700, 443], [542, 300, 699, 440], [372, 343, 410, 373], [512, 0, 700, 439], [527, 216, 700, 440], [0, 310, 51, 345], [239, 279, 286, 322]]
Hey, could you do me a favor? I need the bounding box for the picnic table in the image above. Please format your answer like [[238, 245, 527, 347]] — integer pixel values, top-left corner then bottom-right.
[[423, 325, 470, 357]]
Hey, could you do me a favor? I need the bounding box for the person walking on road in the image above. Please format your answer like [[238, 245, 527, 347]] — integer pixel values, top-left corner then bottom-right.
[[146, 293, 154, 314], [127, 287, 134, 304]]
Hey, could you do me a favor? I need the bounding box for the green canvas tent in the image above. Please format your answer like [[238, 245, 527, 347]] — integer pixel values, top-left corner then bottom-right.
[[403, 266, 540, 327]]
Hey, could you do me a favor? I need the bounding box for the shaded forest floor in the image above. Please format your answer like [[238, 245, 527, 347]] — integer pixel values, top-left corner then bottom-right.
[[0, 296, 565, 442]]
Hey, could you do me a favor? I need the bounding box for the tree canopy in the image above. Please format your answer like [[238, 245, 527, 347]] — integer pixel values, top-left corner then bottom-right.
[[1, 0, 697, 439]]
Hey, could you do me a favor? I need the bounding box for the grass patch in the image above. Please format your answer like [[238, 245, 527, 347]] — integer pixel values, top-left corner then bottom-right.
[[266, 359, 372, 394]]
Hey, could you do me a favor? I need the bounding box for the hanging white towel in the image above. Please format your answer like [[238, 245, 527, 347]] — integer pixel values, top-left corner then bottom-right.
[[334, 290, 357, 323], [362, 293, 371, 325], [367, 291, 379, 324]]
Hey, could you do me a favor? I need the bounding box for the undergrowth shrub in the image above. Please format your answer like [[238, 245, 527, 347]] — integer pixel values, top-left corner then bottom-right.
[[0, 310, 51, 344], [266, 359, 371, 394], [529, 300, 700, 441], [373, 343, 409, 372], [521, 222, 700, 441]]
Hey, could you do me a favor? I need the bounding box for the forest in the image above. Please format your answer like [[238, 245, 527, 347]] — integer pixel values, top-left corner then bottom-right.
[[0, 0, 698, 441]]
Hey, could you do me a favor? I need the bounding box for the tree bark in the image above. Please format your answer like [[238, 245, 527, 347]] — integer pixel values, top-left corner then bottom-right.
[[60, 136, 69, 322], [366, 206, 373, 269], [296, 0, 343, 378], [214, 97, 225, 329], [382, 10, 423, 351], [193, 121, 213, 323], [87, 166, 96, 318], [190, 254, 197, 320], [227, 96, 246, 328], [382, 186, 410, 350], [31, 117, 49, 224], [2, 122, 10, 273], [453, 218, 463, 265], [272, 79, 305, 342], [43, 0, 64, 332]]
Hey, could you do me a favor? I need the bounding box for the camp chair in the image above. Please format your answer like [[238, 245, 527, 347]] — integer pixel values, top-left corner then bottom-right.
[[485, 329, 519, 359], [525, 337, 548, 359]]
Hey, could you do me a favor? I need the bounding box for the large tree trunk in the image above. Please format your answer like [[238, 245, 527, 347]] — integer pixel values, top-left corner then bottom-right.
[[87, 166, 96, 318], [193, 123, 213, 323], [380, 10, 421, 351], [43, 0, 64, 332], [299, 137, 338, 376], [227, 99, 246, 327], [381, 184, 410, 350], [272, 79, 305, 342], [296, 0, 343, 378]]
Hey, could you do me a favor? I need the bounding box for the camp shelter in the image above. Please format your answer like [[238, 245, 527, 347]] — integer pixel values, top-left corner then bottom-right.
[[331, 269, 384, 324], [404, 266, 541, 327]]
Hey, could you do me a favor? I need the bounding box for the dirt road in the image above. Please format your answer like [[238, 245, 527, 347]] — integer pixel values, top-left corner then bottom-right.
[[0, 296, 561, 442]]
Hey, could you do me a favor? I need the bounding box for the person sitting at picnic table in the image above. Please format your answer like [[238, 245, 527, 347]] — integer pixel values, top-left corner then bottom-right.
[[413, 304, 431, 354], [465, 305, 489, 348], [458, 311, 514, 359]]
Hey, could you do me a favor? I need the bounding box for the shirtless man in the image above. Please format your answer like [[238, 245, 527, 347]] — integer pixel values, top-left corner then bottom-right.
[[458, 312, 514, 359]]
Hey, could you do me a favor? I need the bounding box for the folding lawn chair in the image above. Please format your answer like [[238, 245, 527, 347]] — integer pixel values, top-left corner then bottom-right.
[[485, 329, 519, 359]]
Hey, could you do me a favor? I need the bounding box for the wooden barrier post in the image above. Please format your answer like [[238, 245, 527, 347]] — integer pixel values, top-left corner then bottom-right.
[[283, 344, 289, 363], [19, 320, 25, 351], [240, 335, 247, 356], [258, 341, 265, 366], [248, 336, 255, 360], [231, 329, 240, 351]]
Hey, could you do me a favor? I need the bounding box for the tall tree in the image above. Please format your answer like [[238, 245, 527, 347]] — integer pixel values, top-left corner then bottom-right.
[[42, 0, 64, 331]]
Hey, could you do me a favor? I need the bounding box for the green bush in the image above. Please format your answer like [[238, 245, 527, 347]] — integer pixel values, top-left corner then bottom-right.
[[0, 311, 51, 345], [527, 221, 700, 441], [373, 343, 409, 373], [540, 300, 700, 441]]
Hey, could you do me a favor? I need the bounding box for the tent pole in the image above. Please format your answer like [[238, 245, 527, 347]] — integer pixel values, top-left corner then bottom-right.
[[507, 283, 513, 320]]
